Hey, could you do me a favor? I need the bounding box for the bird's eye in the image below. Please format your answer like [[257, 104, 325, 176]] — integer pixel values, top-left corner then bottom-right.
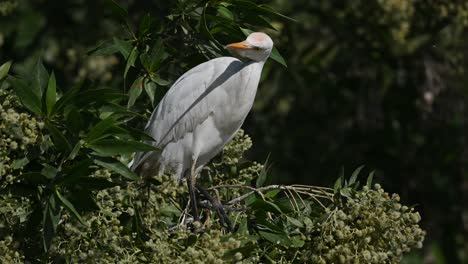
[[254, 46, 261, 51]]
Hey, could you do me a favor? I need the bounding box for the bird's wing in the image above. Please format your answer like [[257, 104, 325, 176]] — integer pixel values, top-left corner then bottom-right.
[[131, 57, 243, 170]]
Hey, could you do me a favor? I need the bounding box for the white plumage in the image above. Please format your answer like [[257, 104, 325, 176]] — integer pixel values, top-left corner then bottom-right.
[[131, 32, 274, 181]]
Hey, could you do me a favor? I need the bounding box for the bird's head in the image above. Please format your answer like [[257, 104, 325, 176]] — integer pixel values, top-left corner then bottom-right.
[[225, 32, 273, 62]]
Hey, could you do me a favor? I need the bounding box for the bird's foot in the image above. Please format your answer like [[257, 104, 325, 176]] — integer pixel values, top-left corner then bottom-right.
[[196, 184, 234, 232]]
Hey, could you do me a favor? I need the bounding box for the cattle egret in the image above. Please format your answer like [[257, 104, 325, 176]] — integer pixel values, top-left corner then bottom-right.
[[130, 32, 274, 228]]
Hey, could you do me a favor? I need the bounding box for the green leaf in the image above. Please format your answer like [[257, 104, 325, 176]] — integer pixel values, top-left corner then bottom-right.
[[105, 0, 128, 18], [114, 37, 133, 60], [45, 120, 72, 153], [85, 115, 120, 143], [366, 171, 375, 189], [144, 79, 157, 106], [94, 157, 140, 181], [41, 164, 58, 179], [340, 187, 352, 198], [8, 76, 42, 115], [89, 139, 157, 156], [55, 189, 87, 226], [256, 154, 270, 188], [124, 47, 138, 79], [138, 13, 151, 37], [68, 140, 84, 160], [60, 159, 94, 185], [11, 157, 29, 169], [75, 88, 126, 105], [258, 231, 291, 246], [270, 47, 287, 67], [230, 1, 296, 22], [33, 59, 49, 98], [140, 40, 166, 73], [87, 39, 119, 56], [43, 195, 60, 252], [349, 165, 365, 185], [265, 189, 280, 198], [0, 61, 12, 81], [290, 236, 306, 248], [21, 172, 49, 185], [286, 216, 304, 228], [149, 73, 170, 86], [73, 177, 119, 190], [217, 6, 234, 20], [45, 71, 56, 117], [251, 199, 283, 214], [51, 83, 80, 116], [127, 77, 144, 108], [333, 175, 343, 193]]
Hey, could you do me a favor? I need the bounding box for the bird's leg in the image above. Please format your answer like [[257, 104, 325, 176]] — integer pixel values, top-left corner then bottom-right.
[[187, 160, 199, 222], [195, 184, 233, 232]]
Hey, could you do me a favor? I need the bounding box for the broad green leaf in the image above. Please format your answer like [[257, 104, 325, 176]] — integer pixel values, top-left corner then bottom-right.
[[51, 83, 80, 115], [45, 71, 56, 116], [124, 47, 138, 79], [290, 236, 306, 248], [68, 191, 100, 212], [68, 140, 84, 160], [258, 231, 292, 246], [349, 165, 365, 185], [109, 125, 155, 142], [127, 77, 143, 108], [41, 164, 58, 179], [340, 187, 352, 198], [217, 6, 234, 20], [256, 154, 270, 188], [11, 157, 29, 169], [55, 189, 87, 226], [87, 39, 119, 56], [113, 37, 133, 60], [86, 115, 120, 143], [0, 61, 12, 81], [60, 159, 94, 185], [43, 195, 60, 252], [140, 41, 166, 73], [265, 189, 281, 198], [333, 175, 343, 193], [75, 88, 125, 105], [45, 120, 72, 153], [33, 59, 49, 98], [251, 199, 283, 214], [89, 139, 157, 156], [149, 74, 170, 86], [230, 1, 296, 22], [270, 47, 287, 67], [94, 157, 140, 181], [144, 79, 157, 106], [21, 172, 49, 185], [8, 76, 42, 115], [138, 13, 151, 37], [66, 108, 84, 135], [72, 177, 119, 190], [105, 0, 128, 18], [286, 216, 304, 228], [366, 171, 375, 189]]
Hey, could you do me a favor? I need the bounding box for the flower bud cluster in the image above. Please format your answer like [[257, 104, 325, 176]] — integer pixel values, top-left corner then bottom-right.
[[0, 87, 44, 186], [305, 184, 426, 263]]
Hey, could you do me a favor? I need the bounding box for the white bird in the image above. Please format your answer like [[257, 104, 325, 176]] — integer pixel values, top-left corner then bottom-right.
[[130, 32, 274, 226]]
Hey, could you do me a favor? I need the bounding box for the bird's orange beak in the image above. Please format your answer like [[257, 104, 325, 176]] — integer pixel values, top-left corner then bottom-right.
[[225, 40, 252, 50]]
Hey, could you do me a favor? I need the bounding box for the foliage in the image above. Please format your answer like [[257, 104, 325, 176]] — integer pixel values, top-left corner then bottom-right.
[[0, 0, 432, 262]]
